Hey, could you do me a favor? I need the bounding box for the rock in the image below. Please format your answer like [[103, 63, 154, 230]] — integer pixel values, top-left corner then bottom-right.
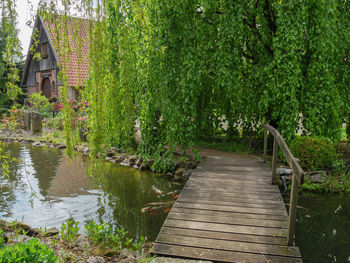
[[56, 144, 66, 149], [43, 227, 59, 237], [87, 256, 105, 263], [139, 163, 148, 171], [129, 155, 138, 164], [32, 141, 42, 146], [185, 161, 197, 170], [120, 160, 130, 166], [10, 222, 31, 232], [174, 168, 185, 180], [4, 232, 33, 244], [72, 234, 89, 249], [276, 168, 292, 175], [150, 257, 213, 263], [106, 148, 117, 157], [120, 248, 133, 259], [166, 172, 174, 178], [27, 227, 41, 237], [310, 173, 326, 183], [119, 256, 137, 263], [105, 156, 112, 161], [133, 165, 139, 169], [135, 158, 143, 166], [93, 247, 118, 257]]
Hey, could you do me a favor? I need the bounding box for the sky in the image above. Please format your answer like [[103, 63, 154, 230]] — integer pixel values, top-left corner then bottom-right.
[[17, 0, 40, 57]]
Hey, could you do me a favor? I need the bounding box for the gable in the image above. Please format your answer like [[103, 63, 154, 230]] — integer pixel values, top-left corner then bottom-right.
[[21, 16, 59, 88], [21, 15, 91, 89]]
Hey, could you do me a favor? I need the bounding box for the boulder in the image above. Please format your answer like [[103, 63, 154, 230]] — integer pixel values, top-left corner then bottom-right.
[[119, 256, 137, 263], [135, 158, 143, 166], [72, 234, 90, 249], [93, 247, 118, 257], [128, 155, 138, 164], [120, 248, 133, 259], [43, 227, 59, 237], [87, 256, 105, 263], [27, 227, 41, 237]]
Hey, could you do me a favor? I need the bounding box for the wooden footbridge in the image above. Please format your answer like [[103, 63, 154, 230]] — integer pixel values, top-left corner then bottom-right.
[[152, 125, 304, 262]]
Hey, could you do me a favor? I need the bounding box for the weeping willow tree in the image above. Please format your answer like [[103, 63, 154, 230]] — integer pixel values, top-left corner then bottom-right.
[[36, 0, 349, 171]]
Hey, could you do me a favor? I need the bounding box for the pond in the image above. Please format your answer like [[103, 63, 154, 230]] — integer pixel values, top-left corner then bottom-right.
[[286, 192, 350, 263], [0, 142, 183, 241]]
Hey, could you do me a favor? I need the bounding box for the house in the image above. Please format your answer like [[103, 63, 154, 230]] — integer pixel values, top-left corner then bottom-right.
[[21, 15, 90, 101]]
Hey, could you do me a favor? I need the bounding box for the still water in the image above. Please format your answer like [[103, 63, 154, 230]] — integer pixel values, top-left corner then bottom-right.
[[0, 142, 183, 241], [289, 193, 350, 263]]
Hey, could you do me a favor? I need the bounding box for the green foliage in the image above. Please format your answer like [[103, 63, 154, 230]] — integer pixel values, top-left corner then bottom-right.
[[85, 221, 145, 251], [28, 92, 50, 113], [290, 136, 339, 171], [60, 220, 80, 244], [39, 0, 350, 171], [0, 238, 58, 263]]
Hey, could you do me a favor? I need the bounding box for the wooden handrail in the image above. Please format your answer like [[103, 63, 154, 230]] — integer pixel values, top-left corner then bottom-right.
[[263, 124, 304, 246]]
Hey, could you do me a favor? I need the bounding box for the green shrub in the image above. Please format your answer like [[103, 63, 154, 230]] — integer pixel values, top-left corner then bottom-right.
[[290, 136, 339, 171], [60, 220, 80, 243], [28, 92, 50, 113], [0, 238, 58, 263]]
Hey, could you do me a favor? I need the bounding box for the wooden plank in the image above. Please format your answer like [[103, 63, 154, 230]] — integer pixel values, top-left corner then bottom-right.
[[160, 226, 287, 245], [183, 186, 279, 196], [173, 201, 288, 216], [167, 211, 288, 228], [156, 234, 301, 257], [180, 189, 283, 202], [179, 193, 285, 205], [152, 243, 303, 263], [171, 207, 288, 221], [164, 219, 287, 237], [177, 198, 286, 210]]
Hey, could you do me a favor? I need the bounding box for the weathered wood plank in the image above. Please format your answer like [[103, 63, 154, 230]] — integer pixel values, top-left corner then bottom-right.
[[167, 211, 289, 228], [170, 207, 288, 221], [160, 226, 287, 245], [152, 243, 303, 263], [178, 199, 285, 210], [173, 201, 288, 216], [163, 219, 288, 237], [156, 234, 301, 257], [179, 193, 286, 205], [180, 189, 284, 201]]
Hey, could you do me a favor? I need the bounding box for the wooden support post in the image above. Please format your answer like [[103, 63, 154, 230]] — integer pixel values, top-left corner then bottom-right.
[[271, 138, 278, 184], [287, 172, 299, 245], [263, 129, 267, 163]]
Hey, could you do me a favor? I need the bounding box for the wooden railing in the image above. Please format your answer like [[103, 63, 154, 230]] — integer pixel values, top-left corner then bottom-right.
[[263, 124, 304, 246]]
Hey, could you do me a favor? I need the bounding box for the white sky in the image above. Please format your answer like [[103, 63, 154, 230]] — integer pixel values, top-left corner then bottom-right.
[[17, 0, 40, 57]]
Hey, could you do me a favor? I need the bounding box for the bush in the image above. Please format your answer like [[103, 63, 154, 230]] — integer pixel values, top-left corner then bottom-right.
[[28, 92, 50, 113], [290, 136, 339, 171], [0, 238, 57, 263]]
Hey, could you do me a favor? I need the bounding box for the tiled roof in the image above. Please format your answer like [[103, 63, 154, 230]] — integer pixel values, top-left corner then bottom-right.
[[44, 16, 91, 87]]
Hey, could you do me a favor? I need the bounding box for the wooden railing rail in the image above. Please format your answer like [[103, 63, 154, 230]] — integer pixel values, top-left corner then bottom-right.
[[263, 124, 304, 246]]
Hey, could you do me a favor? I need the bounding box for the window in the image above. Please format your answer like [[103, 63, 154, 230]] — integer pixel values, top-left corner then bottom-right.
[[41, 42, 48, 58]]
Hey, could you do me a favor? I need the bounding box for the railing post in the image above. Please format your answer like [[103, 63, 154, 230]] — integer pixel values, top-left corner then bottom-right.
[[263, 129, 267, 163], [271, 137, 278, 184], [287, 172, 300, 245]]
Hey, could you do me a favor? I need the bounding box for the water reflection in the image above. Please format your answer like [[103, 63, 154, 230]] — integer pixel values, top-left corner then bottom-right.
[[0, 143, 182, 241], [288, 193, 350, 263]]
